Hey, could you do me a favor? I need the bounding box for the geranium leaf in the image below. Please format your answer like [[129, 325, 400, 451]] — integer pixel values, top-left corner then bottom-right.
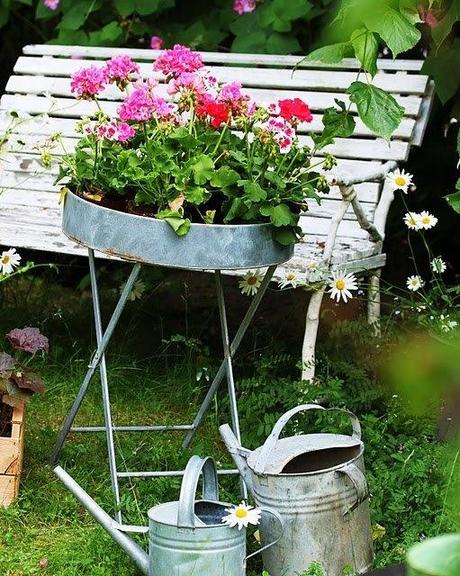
[[185, 186, 210, 205], [210, 167, 240, 188], [156, 209, 191, 236], [243, 181, 267, 202], [191, 154, 215, 185], [259, 203, 293, 226]]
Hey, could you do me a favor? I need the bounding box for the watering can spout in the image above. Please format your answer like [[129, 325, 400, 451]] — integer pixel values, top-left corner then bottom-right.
[[53, 466, 150, 576], [219, 424, 254, 493]]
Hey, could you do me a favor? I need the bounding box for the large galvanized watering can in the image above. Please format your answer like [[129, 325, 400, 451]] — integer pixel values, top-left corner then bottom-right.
[[55, 456, 283, 576], [220, 404, 374, 576]]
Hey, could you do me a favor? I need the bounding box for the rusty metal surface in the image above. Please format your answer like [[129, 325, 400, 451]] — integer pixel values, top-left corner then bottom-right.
[[62, 192, 294, 270]]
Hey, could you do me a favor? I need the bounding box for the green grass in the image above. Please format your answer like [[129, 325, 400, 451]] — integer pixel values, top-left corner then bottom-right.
[[0, 269, 458, 575]]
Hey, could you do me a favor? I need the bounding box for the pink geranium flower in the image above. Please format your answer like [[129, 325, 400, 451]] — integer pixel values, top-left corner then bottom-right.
[[154, 44, 203, 77], [167, 72, 206, 96], [117, 122, 136, 142], [43, 0, 59, 9], [264, 116, 296, 154], [105, 55, 140, 87], [71, 65, 107, 100], [150, 36, 164, 50], [233, 0, 256, 15], [7, 327, 49, 354]]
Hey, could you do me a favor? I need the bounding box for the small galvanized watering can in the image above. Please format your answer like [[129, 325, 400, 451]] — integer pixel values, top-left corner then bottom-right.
[[148, 455, 284, 576], [55, 456, 283, 576], [220, 404, 374, 576]]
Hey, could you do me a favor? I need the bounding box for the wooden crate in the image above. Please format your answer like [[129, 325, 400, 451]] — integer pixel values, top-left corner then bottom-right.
[[0, 402, 25, 507]]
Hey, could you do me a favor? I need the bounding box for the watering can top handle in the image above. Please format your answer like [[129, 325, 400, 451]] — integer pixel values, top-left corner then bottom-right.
[[253, 404, 362, 475], [177, 456, 220, 528]]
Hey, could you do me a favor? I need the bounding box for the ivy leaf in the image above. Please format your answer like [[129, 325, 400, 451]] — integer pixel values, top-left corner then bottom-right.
[[58, 0, 98, 30], [191, 154, 214, 185], [210, 167, 240, 188], [135, 0, 159, 14], [351, 28, 378, 78], [363, 5, 421, 57], [156, 209, 191, 236], [267, 32, 301, 54], [243, 181, 267, 202], [259, 203, 293, 227], [423, 40, 460, 104], [114, 0, 135, 16], [347, 81, 404, 140], [313, 105, 356, 150], [305, 42, 352, 64], [432, 0, 460, 47], [185, 186, 210, 205], [445, 190, 460, 215]]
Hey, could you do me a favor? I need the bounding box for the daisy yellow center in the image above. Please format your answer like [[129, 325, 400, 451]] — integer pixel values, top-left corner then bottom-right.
[[395, 176, 406, 187], [247, 277, 258, 285], [287, 273, 296, 281], [1, 255, 10, 264], [408, 217, 417, 225], [235, 508, 248, 518], [335, 279, 346, 290], [421, 216, 430, 224]]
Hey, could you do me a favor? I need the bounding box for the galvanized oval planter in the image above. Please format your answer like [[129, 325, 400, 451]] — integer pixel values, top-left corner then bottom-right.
[[62, 191, 294, 270]]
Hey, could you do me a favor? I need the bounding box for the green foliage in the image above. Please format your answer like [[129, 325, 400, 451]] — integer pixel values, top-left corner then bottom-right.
[[0, 0, 336, 55], [347, 81, 405, 140]]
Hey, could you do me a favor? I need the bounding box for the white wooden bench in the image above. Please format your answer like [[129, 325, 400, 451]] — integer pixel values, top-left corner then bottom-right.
[[0, 45, 434, 380]]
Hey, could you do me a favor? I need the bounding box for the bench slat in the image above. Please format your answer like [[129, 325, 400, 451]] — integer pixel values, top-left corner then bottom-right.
[[22, 45, 426, 72], [13, 57, 429, 95]]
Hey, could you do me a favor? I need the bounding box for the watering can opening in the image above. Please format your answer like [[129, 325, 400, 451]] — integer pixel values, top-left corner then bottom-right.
[[248, 433, 364, 476], [194, 501, 230, 526], [281, 444, 362, 474]]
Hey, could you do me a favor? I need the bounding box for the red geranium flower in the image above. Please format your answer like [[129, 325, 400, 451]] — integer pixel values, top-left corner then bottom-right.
[[197, 96, 231, 128], [278, 98, 313, 124]]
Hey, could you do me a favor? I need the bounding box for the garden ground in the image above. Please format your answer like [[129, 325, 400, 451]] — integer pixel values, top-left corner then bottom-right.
[[0, 261, 458, 576]]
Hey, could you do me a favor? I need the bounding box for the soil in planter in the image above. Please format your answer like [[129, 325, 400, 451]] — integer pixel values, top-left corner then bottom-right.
[[0, 403, 13, 438], [76, 189, 252, 226]]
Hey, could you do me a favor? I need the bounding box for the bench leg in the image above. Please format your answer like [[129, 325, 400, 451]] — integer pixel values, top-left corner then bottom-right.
[[301, 287, 326, 383], [367, 269, 381, 337]]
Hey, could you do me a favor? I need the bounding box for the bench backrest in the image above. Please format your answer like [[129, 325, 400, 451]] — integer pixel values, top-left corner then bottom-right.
[[0, 45, 434, 258]]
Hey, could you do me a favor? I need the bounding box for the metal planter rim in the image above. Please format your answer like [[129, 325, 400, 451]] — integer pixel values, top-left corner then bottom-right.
[[62, 191, 294, 271]]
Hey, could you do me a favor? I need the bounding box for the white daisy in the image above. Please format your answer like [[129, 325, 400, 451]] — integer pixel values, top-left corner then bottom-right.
[[1, 248, 21, 275], [386, 168, 413, 193], [439, 314, 458, 333], [403, 212, 421, 230], [328, 271, 358, 303], [278, 269, 302, 289], [239, 270, 263, 296], [222, 501, 261, 531], [304, 260, 323, 282], [418, 211, 438, 230], [120, 279, 147, 301], [406, 275, 424, 291], [431, 257, 446, 274]]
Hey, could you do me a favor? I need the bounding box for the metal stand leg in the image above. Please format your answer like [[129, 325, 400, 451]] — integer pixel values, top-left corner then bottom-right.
[[183, 265, 276, 449], [88, 249, 122, 523], [50, 257, 141, 465]]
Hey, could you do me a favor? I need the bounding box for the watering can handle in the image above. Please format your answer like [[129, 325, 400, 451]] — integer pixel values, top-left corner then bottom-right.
[[245, 507, 284, 562], [177, 456, 219, 528], [337, 462, 369, 515], [253, 404, 362, 475]]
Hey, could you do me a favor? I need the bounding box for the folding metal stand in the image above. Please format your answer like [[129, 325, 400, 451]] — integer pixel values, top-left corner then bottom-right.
[[51, 248, 276, 532]]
